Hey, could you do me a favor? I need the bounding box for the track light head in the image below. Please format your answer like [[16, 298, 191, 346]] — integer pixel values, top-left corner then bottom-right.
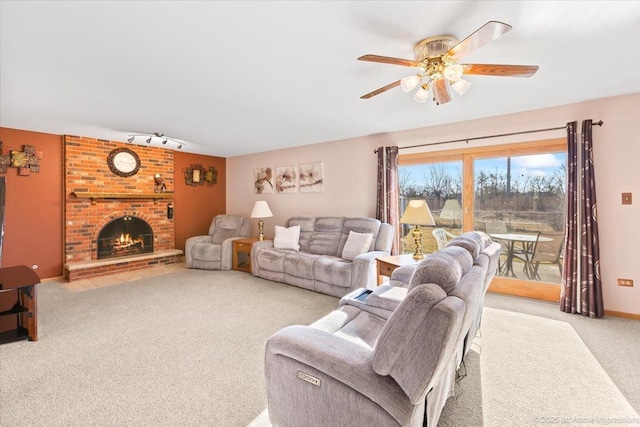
[[177, 144, 183, 150], [146, 137, 152, 144], [162, 139, 167, 144], [127, 136, 134, 143]]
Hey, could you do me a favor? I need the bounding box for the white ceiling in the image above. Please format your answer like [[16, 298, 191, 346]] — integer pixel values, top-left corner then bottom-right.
[[1, 1, 639, 157]]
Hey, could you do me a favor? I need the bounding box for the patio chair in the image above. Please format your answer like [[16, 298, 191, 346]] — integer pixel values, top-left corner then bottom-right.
[[513, 231, 564, 280], [517, 230, 564, 280], [432, 228, 456, 250]]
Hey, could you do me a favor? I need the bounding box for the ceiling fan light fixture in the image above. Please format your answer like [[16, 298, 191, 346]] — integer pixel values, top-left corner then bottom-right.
[[413, 84, 431, 104], [451, 79, 471, 96], [400, 74, 422, 93], [443, 64, 463, 82]]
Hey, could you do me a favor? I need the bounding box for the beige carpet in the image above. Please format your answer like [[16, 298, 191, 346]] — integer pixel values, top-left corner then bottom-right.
[[477, 307, 638, 426], [1, 270, 637, 427]]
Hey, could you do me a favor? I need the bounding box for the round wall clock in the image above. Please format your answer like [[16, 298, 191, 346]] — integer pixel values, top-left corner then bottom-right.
[[107, 147, 141, 177]]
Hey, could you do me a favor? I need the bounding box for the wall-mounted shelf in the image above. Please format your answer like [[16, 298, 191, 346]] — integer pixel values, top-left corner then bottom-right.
[[72, 192, 174, 204]]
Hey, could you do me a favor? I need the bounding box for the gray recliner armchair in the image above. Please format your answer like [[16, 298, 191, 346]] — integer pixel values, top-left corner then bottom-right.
[[185, 214, 250, 270]]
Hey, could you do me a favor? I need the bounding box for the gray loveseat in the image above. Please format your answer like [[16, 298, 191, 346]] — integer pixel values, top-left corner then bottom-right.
[[251, 216, 394, 297], [264, 232, 500, 426]]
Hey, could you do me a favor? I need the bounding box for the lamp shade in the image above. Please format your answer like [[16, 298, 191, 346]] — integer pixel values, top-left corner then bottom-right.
[[400, 199, 435, 226], [251, 201, 273, 218], [439, 199, 462, 220]]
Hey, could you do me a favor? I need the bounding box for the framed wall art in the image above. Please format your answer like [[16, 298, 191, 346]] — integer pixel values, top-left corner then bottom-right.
[[299, 162, 323, 193], [254, 167, 274, 194], [275, 165, 297, 193]]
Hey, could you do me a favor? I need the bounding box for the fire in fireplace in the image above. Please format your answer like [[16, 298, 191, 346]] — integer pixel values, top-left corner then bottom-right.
[[97, 216, 153, 259]]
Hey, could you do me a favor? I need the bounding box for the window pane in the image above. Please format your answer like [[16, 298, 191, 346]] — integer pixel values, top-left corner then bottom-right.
[[399, 161, 463, 255], [474, 153, 566, 284]]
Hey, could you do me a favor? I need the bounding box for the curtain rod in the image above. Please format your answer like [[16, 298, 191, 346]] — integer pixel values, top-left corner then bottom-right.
[[373, 120, 604, 153]]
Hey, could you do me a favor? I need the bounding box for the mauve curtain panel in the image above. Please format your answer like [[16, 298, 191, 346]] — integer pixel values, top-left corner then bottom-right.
[[376, 146, 400, 255], [561, 120, 604, 318]]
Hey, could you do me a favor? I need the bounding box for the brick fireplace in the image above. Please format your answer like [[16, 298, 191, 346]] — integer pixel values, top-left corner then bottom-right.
[[63, 136, 182, 281]]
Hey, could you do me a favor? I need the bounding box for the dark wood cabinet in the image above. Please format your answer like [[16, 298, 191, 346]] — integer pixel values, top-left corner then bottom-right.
[[0, 265, 40, 344]]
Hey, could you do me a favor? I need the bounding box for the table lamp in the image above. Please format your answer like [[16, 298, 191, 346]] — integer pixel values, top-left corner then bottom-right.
[[400, 199, 435, 259], [439, 199, 462, 227], [251, 201, 273, 241]]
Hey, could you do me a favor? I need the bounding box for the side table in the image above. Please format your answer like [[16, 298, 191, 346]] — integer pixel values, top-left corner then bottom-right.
[[0, 265, 41, 344], [232, 238, 261, 273], [376, 254, 419, 285]]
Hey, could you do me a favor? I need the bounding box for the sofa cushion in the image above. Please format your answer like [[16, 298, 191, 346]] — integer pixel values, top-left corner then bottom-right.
[[287, 217, 316, 252], [211, 226, 239, 244], [274, 225, 300, 250], [408, 246, 473, 294], [309, 217, 344, 256], [191, 242, 221, 261], [446, 232, 485, 258], [284, 251, 320, 278], [257, 247, 288, 273], [313, 256, 351, 288], [341, 231, 374, 261], [338, 217, 381, 254]]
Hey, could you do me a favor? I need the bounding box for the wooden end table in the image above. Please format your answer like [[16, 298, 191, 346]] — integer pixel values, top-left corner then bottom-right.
[[376, 254, 419, 285], [232, 238, 261, 273], [0, 265, 41, 344]]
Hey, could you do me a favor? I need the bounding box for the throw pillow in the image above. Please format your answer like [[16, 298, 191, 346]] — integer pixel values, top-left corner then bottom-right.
[[341, 231, 374, 260], [211, 226, 239, 244], [274, 225, 301, 251]]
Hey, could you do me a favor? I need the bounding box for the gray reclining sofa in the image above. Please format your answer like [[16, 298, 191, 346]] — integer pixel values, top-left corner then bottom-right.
[[264, 231, 500, 426], [251, 216, 394, 297]]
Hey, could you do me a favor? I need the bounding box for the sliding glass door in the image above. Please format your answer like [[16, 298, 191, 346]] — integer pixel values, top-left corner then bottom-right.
[[399, 138, 567, 302]]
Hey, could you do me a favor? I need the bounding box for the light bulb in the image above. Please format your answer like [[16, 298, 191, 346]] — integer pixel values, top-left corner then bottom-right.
[[451, 79, 471, 96], [413, 85, 430, 104], [400, 74, 421, 93], [443, 64, 463, 82]]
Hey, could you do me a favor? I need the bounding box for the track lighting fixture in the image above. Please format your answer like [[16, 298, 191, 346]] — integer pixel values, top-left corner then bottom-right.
[[126, 132, 186, 150]]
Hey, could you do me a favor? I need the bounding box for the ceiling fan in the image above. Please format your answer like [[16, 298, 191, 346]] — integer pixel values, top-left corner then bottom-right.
[[358, 21, 539, 105]]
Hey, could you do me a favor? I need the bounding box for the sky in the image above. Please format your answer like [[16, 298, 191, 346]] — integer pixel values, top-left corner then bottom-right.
[[401, 152, 566, 188]]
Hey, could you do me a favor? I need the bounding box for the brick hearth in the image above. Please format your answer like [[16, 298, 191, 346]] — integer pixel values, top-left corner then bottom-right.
[[63, 136, 181, 281]]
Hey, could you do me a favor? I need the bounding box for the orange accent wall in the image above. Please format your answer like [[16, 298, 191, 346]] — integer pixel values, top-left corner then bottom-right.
[[0, 127, 63, 278], [173, 152, 226, 251]]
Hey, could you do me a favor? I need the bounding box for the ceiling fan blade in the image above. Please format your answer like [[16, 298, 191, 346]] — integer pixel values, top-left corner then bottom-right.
[[358, 54, 421, 68], [360, 80, 402, 99], [446, 21, 512, 61], [433, 79, 452, 105], [461, 64, 539, 77]]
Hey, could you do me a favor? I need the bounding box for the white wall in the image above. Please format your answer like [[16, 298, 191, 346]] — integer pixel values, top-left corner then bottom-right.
[[228, 93, 640, 316]]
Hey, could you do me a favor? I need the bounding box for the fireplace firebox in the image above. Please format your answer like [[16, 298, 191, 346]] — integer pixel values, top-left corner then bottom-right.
[[97, 216, 153, 259]]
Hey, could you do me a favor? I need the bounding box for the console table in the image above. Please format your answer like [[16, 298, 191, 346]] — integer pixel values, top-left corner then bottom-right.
[[0, 265, 40, 344]]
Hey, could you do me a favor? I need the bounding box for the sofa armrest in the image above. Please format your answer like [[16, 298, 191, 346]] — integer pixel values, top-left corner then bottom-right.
[[265, 325, 411, 424], [185, 235, 212, 268], [251, 239, 274, 276], [339, 285, 408, 319], [351, 251, 390, 291], [390, 265, 416, 286], [219, 237, 244, 271]]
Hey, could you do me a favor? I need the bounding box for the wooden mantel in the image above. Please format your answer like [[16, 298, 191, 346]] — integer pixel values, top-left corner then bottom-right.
[[72, 192, 174, 204]]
